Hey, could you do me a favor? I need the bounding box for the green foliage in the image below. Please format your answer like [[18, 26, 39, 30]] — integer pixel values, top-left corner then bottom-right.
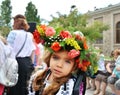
[[49, 9, 109, 44], [49, 9, 88, 31], [0, 26, 10, 37], [87, 48, 99, 75], [0, 0, 11, 36], [1, 0, 12, 27], [25, 1, 40, 24], [81, 21, 109, 42]]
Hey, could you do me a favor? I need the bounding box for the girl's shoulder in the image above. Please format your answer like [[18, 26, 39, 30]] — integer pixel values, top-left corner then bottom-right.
[[28, 65, 48, 95], [56, 78, 75, 95]]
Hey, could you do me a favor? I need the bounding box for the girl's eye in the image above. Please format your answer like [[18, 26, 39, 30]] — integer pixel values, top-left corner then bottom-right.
[[65, 60, 71, 64], [52, 55, 59, 60]]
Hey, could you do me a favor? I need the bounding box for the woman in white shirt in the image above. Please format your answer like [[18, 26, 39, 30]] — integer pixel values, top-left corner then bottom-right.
[[7, 14, 36, 95]]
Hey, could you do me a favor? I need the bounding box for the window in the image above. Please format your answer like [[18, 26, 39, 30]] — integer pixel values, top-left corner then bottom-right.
[[116, 22, 120, 43], [94, 17, 103, 44]]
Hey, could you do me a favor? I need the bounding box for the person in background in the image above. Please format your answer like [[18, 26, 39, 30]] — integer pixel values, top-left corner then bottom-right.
[[27, 22, 40, 67], [93, 51, 107, 95], [107, 48, 120, 95], [0, 34, 15, 95], [86, 75, 96, 91], [27, 22, 44, 67], [0, 35, 7, 95], [7, 14, 36, 95]]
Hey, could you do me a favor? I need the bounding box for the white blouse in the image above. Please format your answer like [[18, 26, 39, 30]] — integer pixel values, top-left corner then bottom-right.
[[28, 68, 75, 95], [0, 39, 14, 68], [7, 30, 36, 57]]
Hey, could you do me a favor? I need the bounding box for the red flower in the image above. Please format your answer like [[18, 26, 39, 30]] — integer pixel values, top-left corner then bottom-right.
[[82, 60, 91, 67], [78, 63, 83, 69], [33, 30, 41, 44], [75, 59, 80, 64], [77, 60, 89, 71], [60, 30, 72, 39], [51, 42, 61, 51], [75, 34, 82, 40]]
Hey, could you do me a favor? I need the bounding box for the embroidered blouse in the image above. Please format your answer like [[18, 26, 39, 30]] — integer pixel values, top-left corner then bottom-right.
[[28, 68, 85, 95]]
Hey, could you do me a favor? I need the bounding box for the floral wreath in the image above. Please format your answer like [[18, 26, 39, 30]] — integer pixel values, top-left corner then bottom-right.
[[33, 25, 98, 74]]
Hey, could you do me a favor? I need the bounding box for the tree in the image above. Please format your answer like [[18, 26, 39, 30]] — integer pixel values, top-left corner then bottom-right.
[[0, 15, 10, 37], [49, 9, 109, 43], [0, 0, 12, 37], [1, 0, 12, 27], [25, 1, 40, 24]]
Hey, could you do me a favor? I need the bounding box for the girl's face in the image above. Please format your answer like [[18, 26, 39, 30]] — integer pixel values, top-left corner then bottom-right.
[[49, 50, 75, 79]]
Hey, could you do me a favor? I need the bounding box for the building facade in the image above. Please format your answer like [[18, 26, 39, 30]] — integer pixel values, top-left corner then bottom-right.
[[88, 3, 120, 55]]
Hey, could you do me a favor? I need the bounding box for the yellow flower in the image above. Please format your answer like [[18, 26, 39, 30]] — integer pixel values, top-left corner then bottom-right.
[[36, 25, 45, 36], [65, 38, 81, 50]]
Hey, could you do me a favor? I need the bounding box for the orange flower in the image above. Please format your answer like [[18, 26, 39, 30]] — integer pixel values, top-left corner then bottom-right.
[[51, 42, 61, 51], [82, 60, 91, 67], [78, 63, 83, 69], [81, 66, 87, 71], [83, 37, 88, 50], [40, 25, 47, 31], [78, 62, 87, 71]]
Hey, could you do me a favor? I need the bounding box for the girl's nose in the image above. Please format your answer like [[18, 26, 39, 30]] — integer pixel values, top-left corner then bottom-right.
[[56, 60, 64, 67]]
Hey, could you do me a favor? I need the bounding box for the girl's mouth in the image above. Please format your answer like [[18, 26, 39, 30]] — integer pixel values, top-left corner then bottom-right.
[[53, 69, 62, 74]]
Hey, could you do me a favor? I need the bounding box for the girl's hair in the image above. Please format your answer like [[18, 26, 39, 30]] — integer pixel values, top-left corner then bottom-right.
[[13, 14, 29, 31], [42, 49, 52, 67], [33, 49, 78, 95]]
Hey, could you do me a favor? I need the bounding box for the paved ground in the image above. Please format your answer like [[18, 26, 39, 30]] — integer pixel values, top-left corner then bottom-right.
[[85, 86, 113, 95]]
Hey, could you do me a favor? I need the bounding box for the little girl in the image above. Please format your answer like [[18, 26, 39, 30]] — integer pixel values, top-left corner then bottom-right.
[[28, 25, 95, 95]]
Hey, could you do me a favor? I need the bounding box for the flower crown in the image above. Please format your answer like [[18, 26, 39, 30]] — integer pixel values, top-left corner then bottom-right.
[[33, 25, 98, 73]]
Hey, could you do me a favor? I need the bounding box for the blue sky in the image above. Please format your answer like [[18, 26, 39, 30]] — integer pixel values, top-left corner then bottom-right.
[[0, 0, 120, 21]]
